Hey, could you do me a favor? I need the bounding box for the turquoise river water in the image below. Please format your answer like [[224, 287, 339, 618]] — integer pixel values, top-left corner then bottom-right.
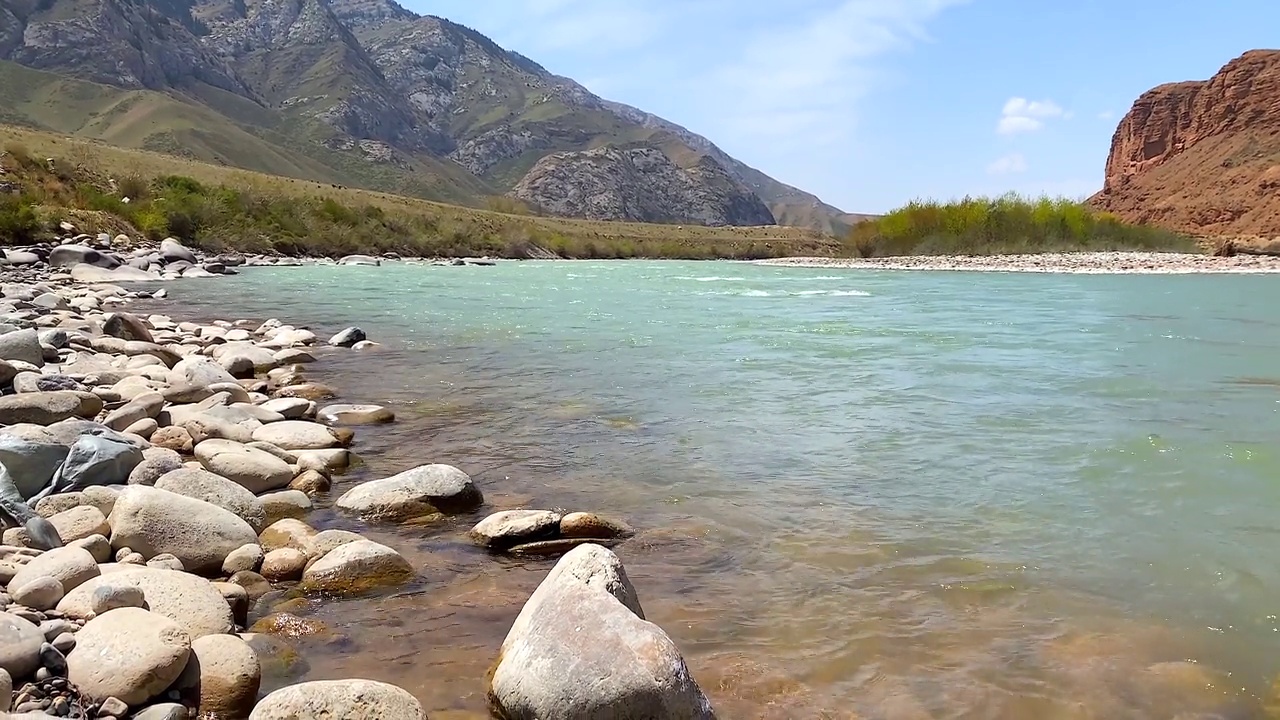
[[159, 260, 1280, 719]]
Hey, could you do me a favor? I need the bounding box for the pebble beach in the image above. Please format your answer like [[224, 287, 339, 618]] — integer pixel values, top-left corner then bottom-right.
[[0, 235, 706, 719], [757, 251, 1280, 273]]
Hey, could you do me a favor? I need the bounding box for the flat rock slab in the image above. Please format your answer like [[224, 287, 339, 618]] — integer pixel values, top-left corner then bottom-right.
[[317, 404, 395, 425]]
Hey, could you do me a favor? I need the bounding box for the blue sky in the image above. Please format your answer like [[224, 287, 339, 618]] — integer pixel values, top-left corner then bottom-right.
[[410, 0, 1278, 214]]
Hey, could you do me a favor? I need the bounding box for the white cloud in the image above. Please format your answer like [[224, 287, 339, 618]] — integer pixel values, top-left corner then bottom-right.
[[997, 116, 1043, 135], [1098, 110, 1116, 120], [987, 153, 1027, 175], [998, 96, 1065, 135], [702, 0, 970, 176]]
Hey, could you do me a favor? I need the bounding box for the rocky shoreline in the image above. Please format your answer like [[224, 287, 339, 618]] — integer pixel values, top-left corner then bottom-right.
[[0, 236, 713, 718], [756, 251, 1280, 274]]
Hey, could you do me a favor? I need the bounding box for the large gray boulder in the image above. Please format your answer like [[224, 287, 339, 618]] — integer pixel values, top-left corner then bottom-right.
[[41, 434, 144, 499], [155, 468, 268, 533], [49, 244, 118, 269], [67, 607, 191, 706], [0, 433, 69, 499], [107, 486, 259, 574], [335, 464, 482, 521], [489, 544, 716, 720], [160, 238, 198, 264], [250, 679, 424, 720], [0, 328, 44, 366], [59, 566, 234, 638]]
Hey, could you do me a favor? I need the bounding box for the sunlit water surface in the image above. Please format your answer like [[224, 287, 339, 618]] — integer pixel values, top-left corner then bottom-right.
[[156, 261, 1280, 719]]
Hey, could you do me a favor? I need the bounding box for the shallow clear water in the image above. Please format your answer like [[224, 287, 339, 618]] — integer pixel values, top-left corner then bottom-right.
[[162, 261, 1280, 718]]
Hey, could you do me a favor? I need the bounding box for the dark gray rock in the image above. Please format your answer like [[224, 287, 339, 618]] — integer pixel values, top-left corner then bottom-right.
[[328, 327, 366, 347], [0, 433, 70, 499], [40, 435, 144, 501], [48, 245, 119, 269], [102, 313, 154, 344]]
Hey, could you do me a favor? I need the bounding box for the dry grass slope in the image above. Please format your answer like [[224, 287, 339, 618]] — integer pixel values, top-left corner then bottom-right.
[[0, 124, 838, 259]]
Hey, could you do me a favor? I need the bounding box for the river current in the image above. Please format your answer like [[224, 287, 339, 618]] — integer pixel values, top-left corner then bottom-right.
[[160, 260, 1280, 718]]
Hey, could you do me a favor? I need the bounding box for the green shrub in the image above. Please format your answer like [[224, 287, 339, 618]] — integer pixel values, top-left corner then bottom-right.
[[845, 193, 1196, 257], [0, 195, 41, 244], [132, 206, 169, 241]]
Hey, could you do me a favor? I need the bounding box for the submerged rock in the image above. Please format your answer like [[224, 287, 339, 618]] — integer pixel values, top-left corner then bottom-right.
[[470, 510, 562, 550], [300, 539, 414, 596], [328, 327, 367, 347]]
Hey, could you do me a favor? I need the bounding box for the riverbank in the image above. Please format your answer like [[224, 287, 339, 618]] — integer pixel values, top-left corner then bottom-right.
[[757, 251, 1280, 273], [0, 240, 708, 718]]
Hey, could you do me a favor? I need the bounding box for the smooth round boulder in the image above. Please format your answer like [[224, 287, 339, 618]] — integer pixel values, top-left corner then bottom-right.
[[300, 540, 414, 596], [178, 633, 261, 719], [260, 548, 308, 582], [335, 464, 482, 522], [304, 529, 365, 562], [249, 679, 424, 720], [317, 404, 394, 426], [155, 467, 268, 533], [0, 613, 44, 678], [260, 398, 311, 420], [169, 357, 237, 388], [559, 512, 635, 540], [67, 607, 192, 706], [108, 486, 258, 575], [8, 546, 100, 595], [260, 490, 312, 525], [89, 583, 146, 614], [470, 510, 562, 550], [250, 421, 341, 451], [12, 575, 63, 610], [193, 439, 293, 494], [151, 426, 195, 454], [259, 520, 318, 558], [59, 566, 234, 638], [327, 327, 367, 347], [289, 469, 331, 495], [46, 505, 110, 543], [222, 543, 265, 575]]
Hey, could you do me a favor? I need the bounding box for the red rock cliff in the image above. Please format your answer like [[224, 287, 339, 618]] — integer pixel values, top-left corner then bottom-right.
[[1092, 50, 1280, 238]]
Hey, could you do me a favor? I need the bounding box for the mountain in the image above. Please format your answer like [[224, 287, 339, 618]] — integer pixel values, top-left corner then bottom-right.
[[0, 0, 854, 231], [512, 145, 775, 226], [1091, 50, 1280, 239]]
